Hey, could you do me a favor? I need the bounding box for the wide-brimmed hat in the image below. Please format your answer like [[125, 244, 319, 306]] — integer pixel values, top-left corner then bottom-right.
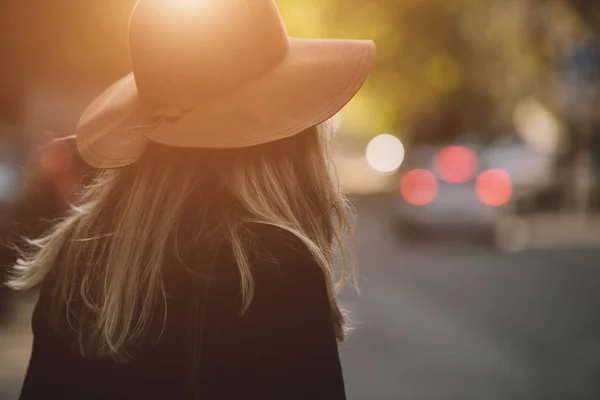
[[76, 0, 376, 168]]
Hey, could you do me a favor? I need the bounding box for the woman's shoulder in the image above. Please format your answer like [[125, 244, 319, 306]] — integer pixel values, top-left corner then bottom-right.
[[241, 224, 330, 297], [200, 223, 330, 327], [245, 223, 319, 268], [233, 224, 332, 318], [180, 222, 324, 286]]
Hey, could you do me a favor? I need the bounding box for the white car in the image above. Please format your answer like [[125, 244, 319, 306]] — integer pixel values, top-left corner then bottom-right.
[[394, 136, 557, 243]]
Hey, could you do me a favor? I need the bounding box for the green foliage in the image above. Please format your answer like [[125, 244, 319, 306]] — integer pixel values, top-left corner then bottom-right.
[[278, 0, 468, 138], [277, 0, 573, 140]]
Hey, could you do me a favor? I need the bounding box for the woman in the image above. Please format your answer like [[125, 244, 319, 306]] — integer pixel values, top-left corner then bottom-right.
[[8, 0, 375, 398]]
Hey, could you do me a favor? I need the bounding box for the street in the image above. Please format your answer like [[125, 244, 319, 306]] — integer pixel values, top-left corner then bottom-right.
[[2, 197, 600, 399]]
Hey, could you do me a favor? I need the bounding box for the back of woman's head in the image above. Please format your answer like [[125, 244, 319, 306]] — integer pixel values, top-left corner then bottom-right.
[[8, 124, 355, 359]]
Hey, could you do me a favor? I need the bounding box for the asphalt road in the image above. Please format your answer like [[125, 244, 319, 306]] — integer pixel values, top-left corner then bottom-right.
[[2, 197, 600, 399]]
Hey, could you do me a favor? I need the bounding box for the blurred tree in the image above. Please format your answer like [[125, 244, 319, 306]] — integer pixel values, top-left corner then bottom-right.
[[277, 0, 565, 143], [279, 0, 470, 140], [568, 0, 600, 37], [0, 2, 23, 126]]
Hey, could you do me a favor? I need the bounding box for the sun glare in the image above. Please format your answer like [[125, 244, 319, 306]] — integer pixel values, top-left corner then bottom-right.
[[171, 0, 207, 10]]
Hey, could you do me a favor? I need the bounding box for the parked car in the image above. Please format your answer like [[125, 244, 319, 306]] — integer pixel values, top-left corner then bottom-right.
[[393, 135, 557, 245]]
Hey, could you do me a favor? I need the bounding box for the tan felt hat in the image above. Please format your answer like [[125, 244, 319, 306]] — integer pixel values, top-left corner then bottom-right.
[[76, 0, 376, 168]]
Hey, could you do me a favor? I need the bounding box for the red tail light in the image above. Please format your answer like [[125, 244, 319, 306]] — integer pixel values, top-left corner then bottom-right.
[[434, 146, 478, 183], [476, 169, 512, 206], [401, 169, 438, 206]]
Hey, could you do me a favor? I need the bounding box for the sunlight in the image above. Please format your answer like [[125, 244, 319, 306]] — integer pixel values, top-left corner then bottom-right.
[[173, 0, 204, 5]]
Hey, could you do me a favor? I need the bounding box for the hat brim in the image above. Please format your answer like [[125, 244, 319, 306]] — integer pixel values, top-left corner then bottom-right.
[[77, 38, 375, 169]]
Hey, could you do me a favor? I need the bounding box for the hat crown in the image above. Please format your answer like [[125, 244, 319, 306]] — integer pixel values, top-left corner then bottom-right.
[[129, 0, 289, 106]]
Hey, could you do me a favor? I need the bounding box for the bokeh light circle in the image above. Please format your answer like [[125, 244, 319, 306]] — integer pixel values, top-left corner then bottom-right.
[[400, 169, 438, 206], [476, 169, 512, 206], [434, 146, 478, 183], [366, 134, 405, 173]]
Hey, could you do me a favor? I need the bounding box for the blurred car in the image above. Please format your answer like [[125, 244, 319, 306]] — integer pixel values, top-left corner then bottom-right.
[[393, 135, 557, 245]]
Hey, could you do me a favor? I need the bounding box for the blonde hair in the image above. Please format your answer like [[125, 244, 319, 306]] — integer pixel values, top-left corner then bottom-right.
[[7, 124, 356, 360]]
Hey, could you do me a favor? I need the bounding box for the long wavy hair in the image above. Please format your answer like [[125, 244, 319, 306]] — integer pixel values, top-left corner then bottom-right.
[[7, 123, 356, 360]]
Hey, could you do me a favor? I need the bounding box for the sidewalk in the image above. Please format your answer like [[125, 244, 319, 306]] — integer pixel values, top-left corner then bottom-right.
[[495, 213, 600, 252]]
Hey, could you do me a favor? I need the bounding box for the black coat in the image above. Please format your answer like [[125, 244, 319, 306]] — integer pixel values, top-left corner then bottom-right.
[[19, 226, 347, 399]]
